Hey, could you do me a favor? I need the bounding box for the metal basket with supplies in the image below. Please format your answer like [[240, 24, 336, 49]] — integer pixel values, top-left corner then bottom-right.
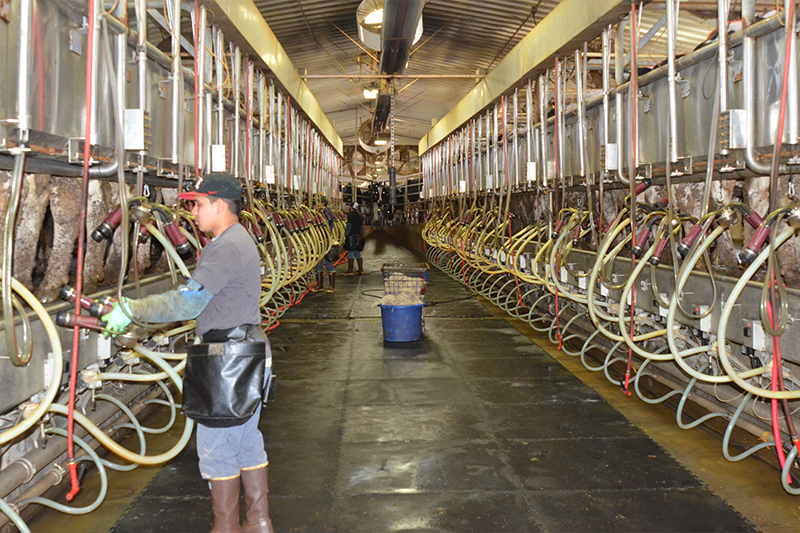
[[380, 263, 429, 304]]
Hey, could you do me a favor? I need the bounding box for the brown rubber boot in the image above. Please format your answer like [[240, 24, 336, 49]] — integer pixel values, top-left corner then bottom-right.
[[342, 259, 355, 276], [356, 258, 364, 275], [311, 271, 324, 292], [327, 272, 336, 293], [241, 466, 275, 533], [209, 476, 242, 533]]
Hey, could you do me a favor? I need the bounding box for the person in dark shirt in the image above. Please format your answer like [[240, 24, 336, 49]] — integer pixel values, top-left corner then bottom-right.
[[343, 202, 364, 275], [103, 173, 275, 533]]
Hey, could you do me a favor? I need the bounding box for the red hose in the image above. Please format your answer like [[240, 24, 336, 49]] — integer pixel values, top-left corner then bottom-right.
[[623, 2, 639, 397], [766, 296, 790, 482], [67, 0, 97, 501], [766, 0, 800, 477]]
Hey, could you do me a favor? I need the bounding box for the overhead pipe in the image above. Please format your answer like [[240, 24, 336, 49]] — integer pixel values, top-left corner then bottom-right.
[[539, 72, 548, 195], [134, 0, 148, 195], [269, 81, 275, 169], [203, 16, 213, 175], [600, 27, 611, 228], [666, 0, 679, 164], [579, 42, 597, 245], [448, 135, 453, 196], [576, 49, 587, 180], [526, 79, 533, 189], [769, 0, 796, 214], [501, 96, 508, 200], [276, 89, 283, 206], [559, 59, 567, 193], [717, 0, 730, 117], [615, 20, 630, 185], [194, 3, 206, 180], [285, 95, 292, 197], [258, 72, 266, 184], [244, 58, 254, 208], [630, 8, 640, 185], [484, 110, 490, 191], [372, 0, 425, 132], [471, 119, 477, 195], [554, 57, 563, 207], [232, 45, 241, 176], [602, 27, 611, 172], [215, 27, 225, 146], [306, 120, 312, 205], [561, 11, 791, 127], [744, 0, 789, 175], [787, 2, 800, 145], [170, 0, 182, 165], [15, 0, 33, 142], [476, 112, 482, 193], [513, 87, 520, 189]]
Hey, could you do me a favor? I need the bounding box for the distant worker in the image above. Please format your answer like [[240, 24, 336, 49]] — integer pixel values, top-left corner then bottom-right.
[[343, 202, 364, 275], [103, 173, 275, 533], [312, 198, 337, 293]]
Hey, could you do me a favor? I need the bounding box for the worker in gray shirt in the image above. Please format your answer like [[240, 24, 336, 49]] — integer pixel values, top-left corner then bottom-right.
[[104, 173, 274, 533]]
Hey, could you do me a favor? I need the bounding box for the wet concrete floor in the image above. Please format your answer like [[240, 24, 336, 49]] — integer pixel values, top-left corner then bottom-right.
[[34, 231, 766, 532]]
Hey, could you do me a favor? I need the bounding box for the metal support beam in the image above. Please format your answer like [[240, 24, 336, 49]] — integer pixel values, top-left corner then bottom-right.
[[148, 8, 195, 57], [418, 0, 644, 155], [198, 0, 343, 156], [623, 12, 666, 66]]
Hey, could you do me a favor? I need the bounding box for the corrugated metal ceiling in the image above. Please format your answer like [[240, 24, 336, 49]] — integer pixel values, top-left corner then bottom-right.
[[248, 1, 778, 153], [256, 0, 553, 149]]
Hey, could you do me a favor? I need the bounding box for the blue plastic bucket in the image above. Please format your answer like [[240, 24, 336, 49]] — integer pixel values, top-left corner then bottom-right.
[[378, 303, 424, 342]]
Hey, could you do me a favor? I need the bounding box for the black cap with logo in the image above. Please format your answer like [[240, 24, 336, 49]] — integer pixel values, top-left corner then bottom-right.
[[178, 173, 243, 201]]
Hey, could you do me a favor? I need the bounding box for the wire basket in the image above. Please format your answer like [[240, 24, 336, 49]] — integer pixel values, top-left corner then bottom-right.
[[381, 263, 429, 302]]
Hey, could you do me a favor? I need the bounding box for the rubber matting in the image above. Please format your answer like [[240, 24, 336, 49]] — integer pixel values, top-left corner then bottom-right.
[[111, 231, 756, 533]]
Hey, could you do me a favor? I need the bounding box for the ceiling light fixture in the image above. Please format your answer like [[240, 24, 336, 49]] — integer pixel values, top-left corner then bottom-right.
[[364, 8, 383, 25], [357, 0, 423, 51], [363, 87, 379, 99], [374, 139, 388, 146]]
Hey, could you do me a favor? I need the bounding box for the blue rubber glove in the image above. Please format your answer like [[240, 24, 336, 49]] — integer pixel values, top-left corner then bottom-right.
[[102, 299, 133, 335]]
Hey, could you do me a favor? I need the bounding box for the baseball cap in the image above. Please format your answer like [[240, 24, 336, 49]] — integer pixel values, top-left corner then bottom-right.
[[351, 202, 359, 209], [179, 173, 242, 201]]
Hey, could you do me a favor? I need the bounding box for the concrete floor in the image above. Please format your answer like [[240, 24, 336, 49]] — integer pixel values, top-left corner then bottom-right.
[[29, 231, 800, 532]]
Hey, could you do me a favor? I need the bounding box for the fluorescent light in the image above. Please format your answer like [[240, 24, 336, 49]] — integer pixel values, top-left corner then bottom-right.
[[364, 8, 383, 25], [363, 87, 378, 99], [374, 139, 388, 146]]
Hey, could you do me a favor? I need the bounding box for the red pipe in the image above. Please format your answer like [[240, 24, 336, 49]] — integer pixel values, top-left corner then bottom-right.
[[67, 0, 97, 501], [766, 298, 790, 482]]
